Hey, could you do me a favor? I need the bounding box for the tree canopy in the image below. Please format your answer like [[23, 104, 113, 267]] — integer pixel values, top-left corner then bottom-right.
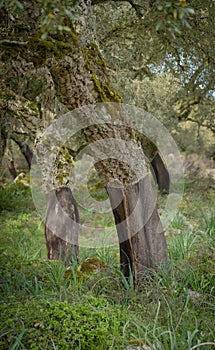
[[89, 0, 215, 134], [1, 0, 214, 166]]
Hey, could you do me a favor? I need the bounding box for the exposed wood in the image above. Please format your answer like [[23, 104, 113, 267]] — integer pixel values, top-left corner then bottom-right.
[[7, 160, 17, 180], [107, 175, 169, 287], [150, 153, 170, 194], [45, 187, 79, 265]]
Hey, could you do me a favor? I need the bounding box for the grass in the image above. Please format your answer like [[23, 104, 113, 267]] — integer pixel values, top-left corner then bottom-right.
[[0, 182, 214, 349]]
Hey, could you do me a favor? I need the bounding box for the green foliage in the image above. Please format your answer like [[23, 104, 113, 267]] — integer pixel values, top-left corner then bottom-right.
[[39, 0, 79, 39], [0, 0, 79, 38], [156, 0, 195, 35], [0, 297, 125, 350], [0, 0, 24, 12]]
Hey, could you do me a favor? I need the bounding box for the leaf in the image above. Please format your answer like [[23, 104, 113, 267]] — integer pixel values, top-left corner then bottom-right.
[[181, 18, 192, 29], [48, 13, 56, 19], [173, 9, 177, 20], [165, 2, 172, 9], [41, 32, 48, 40], [173, 26, 181, 35], [184, 8, 195, 15], [57, 25, 71, 32], [15, 1, 24, 10], [65, 8, 75, 21], [178, 9, 185, 20], [156, 21, 163, 31]]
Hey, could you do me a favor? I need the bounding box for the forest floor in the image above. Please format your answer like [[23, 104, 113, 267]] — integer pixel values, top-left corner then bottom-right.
[[0, 168, 214, 350]]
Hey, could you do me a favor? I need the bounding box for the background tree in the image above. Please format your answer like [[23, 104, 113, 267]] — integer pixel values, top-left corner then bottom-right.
[[88, 0, 214, 155]]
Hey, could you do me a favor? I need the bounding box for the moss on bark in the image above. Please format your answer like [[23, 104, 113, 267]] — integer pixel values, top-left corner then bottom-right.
[[84, 43, 122, 103]]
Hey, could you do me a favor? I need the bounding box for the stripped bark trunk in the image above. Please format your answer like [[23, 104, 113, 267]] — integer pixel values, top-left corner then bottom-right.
[[0, 117, 8, 176], [45, 187, 79, 264], [7, 160, 17, 180], [85, 121, 169, 285], [151, 153, 170, 194], [107, 175, 168, 287]]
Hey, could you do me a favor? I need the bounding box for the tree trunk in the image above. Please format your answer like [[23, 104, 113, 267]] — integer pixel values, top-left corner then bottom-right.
[[7, 160, 17, 180], [85, 120, 169, 286], [0, 118, 8, 176], [45, 187, 79, 265], [11, 137, 34, 170], [151, 153, 170, 194], [138, 134, 170, 194], [18, 142, 33, 170], [107, 175, 168, 287]]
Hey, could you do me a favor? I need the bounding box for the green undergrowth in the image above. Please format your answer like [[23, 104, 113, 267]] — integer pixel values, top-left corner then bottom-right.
[[0, 297, 126, 350], [0, 183, 214, 349]]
